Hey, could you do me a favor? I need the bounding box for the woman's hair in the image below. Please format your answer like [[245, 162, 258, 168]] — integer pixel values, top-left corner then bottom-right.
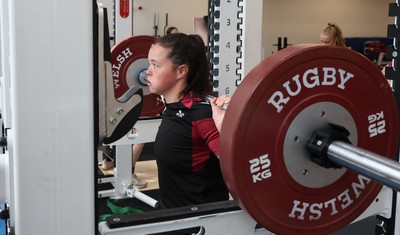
[[155, 33, 211, 98], [322, 22, 346, 47]]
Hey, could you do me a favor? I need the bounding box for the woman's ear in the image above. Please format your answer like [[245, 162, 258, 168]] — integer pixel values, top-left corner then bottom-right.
[[177, 64, 189, 79]]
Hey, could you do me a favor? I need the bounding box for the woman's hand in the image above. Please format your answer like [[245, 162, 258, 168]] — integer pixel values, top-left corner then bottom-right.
[[210, 95, 230, 132]]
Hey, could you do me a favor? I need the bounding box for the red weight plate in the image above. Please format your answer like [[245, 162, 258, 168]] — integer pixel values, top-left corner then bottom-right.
[[220, 44, 398, 234], [111, 35, 164, 117]]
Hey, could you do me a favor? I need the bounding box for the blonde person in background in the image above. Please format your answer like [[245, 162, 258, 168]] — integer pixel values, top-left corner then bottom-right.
[[320, 22, 346, 47]]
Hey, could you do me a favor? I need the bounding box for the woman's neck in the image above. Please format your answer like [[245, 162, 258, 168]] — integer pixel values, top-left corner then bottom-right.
[[162, 82, 187, 104], [162, 89, 184, 104]]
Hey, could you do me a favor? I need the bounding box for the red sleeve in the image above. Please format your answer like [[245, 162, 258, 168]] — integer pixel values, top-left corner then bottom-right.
[[196, 118, 220, 156]]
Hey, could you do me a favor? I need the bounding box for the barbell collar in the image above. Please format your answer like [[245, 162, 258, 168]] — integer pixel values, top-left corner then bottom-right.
[[306, 124, 350, 168], [328, 141, 400, 192]]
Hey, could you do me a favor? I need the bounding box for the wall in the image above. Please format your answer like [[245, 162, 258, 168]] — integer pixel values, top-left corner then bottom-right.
[[105, 0, 395, 59], [133, 0, 208, 36], [262, 0, 394, 57]]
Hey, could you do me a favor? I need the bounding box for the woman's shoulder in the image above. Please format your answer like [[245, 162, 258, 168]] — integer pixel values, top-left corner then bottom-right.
[[191, 101, 212, 119]]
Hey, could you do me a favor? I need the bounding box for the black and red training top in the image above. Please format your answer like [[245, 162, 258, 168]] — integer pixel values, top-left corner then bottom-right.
[[154, 95, 229, 209]]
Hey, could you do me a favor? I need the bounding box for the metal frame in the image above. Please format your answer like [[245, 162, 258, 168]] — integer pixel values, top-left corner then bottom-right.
[[97, 118, 161, 207], [99, 209, 270, 235], [0, 0, 398, 235], [0, 0, 96, 234], [114, 0, 133, 44]]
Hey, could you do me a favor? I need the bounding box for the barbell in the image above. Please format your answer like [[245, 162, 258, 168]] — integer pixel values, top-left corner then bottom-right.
[[110, 36, 399, 234], [219, 44, 398, 234]]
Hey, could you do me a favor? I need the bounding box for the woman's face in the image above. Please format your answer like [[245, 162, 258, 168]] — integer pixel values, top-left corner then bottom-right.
[[146, 44, 179, 96]]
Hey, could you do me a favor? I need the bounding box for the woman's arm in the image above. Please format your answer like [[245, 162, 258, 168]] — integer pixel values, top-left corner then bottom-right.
[[210, 95, 230, 132]]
